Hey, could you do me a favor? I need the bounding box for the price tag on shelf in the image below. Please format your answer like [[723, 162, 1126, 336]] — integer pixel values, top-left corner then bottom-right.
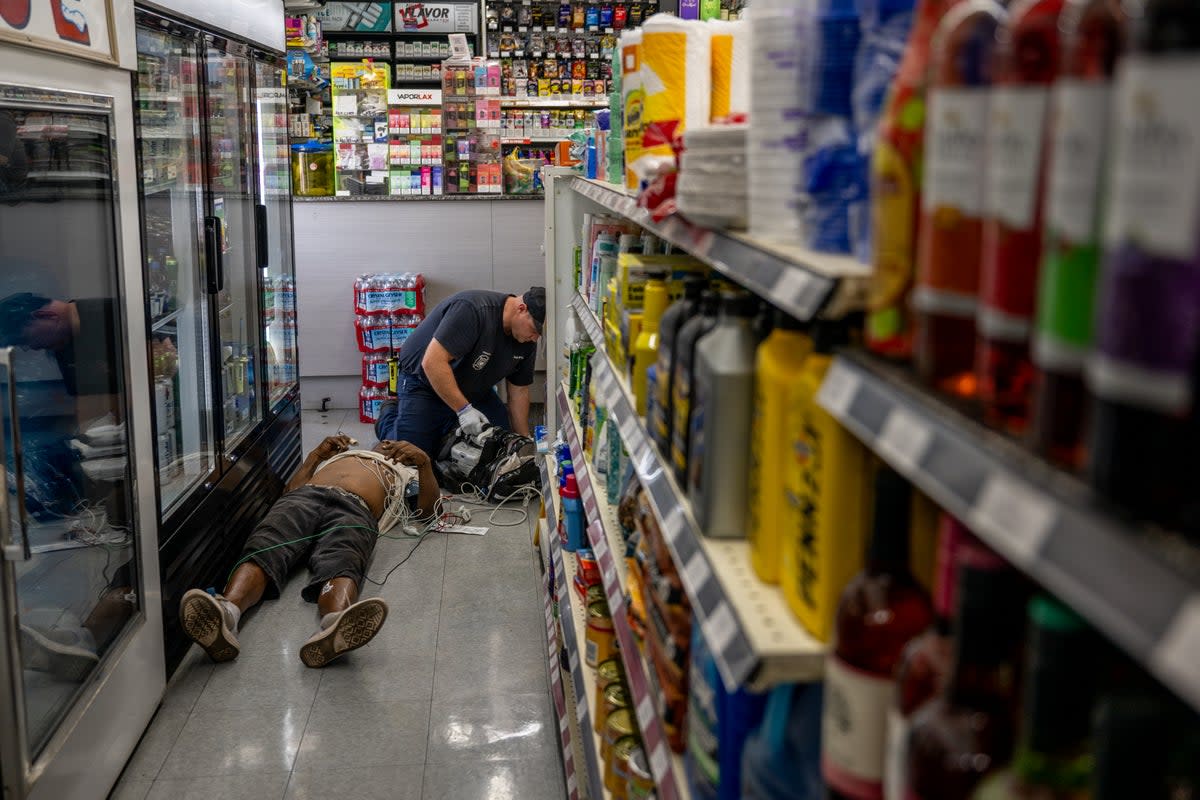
[[683, 551, 712, 595], [650, 746, 670, 783], [1152, 595, 1200, 707], [636, 695, 654, 730], [968, 474, 1056, 566], [702, 603, 739, 657], [876, 408, 932, 474], [602, 562, 617, 592], [773, 268, 818, 312], [592, 533, 608, 560], [816, 360, 861, 419], [519, 25, 528, 31]]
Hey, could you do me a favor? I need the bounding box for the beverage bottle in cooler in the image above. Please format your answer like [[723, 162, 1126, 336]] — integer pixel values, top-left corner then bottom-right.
[[651, 276, 707, 458], [904, 561, 1026, 800], [780, 318, 869, 643], [975, 0, 1068, 433], [632, 271, 668, 416], [747, 308, 812, 584], [279, 275, 296, 314], [866, 0, 963, 363], [884, 519, 1004, 800], [822, 467, 934, 800], [1086, 0, 1200, 537], [670, 289, 721, 486], [687, 291, 757, 538], [913, 0, 1007, 395], [971, 595, 1100, 800], [1029, 0, 1129, 468]]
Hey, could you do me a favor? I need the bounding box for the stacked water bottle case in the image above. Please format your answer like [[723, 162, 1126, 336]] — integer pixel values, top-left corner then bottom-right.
[[354, 272, 427, 422]]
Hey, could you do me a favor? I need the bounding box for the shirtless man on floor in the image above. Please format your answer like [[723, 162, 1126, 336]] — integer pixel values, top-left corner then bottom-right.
[[179, 434, 439, 667]]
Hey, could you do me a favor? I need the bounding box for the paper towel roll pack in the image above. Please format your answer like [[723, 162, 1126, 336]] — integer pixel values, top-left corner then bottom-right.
[[708, 19, 749, 122], [632, 14, 712, 181]]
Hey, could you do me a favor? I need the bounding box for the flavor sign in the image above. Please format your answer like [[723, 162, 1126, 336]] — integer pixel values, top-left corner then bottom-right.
[[393, 2, 477, 34]]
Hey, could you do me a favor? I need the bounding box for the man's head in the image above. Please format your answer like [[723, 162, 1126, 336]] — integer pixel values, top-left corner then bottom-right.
[[0, 293, 70, 351], [511, 286, 545, 344]]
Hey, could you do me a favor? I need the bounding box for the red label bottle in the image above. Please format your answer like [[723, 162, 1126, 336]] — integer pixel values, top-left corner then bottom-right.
[[976, 0, 1068, 433], [822, 468, 934, 800], [913, 0, 1007, 396]]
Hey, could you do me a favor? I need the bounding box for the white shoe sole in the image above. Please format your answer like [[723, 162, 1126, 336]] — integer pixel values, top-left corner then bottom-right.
[[300, 598, 388, 668], [180, 589, 240, 663]]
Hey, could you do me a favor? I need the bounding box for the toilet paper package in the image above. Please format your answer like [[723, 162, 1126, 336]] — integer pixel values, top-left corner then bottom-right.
[[635, 14, 712, 177], [620, 30, 644, 190], [748, 0, 817, 243]]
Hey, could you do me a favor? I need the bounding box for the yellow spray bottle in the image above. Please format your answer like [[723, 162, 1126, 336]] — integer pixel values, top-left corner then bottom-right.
[[747, 309, 813, 584], [781, 319, 871, 642], [632, 272, 669, 416]]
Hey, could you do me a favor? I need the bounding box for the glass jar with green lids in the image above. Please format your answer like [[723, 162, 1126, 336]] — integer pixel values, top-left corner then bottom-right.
[[602, 707, 637, 766], [607, 735, 640, 800], [594, 658, 625, 734], [290, 141, 333, 196], [604, 683, 631, 728], [585, 600, 616, 668], [627, 746, 655, 798]]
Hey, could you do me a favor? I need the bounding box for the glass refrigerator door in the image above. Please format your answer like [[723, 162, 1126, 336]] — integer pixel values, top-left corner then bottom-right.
[[204, 42, 262, 448], [136, 23, 218, 517], [253, 60, 298, 410], [0, 86, 141, 786]]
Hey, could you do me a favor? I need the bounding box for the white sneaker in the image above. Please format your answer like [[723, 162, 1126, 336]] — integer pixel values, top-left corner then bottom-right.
[[180, 589, 240, 663], [299, 598, 388, 668], [19, 621, 98, 681]]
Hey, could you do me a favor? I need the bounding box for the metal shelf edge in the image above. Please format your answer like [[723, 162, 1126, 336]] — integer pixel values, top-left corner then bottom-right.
[[567, 177, 873, 322]]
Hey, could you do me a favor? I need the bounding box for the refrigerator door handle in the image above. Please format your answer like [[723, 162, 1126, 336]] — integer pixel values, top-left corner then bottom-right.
[[255, 203, 269, 271], [204, 216, 225, 294], [0, 347, 30, 563]]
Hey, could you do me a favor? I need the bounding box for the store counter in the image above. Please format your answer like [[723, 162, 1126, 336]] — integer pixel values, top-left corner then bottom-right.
[[293, 194, 546, 410]]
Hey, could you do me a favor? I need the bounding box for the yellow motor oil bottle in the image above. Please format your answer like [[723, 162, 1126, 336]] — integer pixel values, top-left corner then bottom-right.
[[632, 272, 668, 416], [781, 320, 871, 642], [747, 310, 813, 584]]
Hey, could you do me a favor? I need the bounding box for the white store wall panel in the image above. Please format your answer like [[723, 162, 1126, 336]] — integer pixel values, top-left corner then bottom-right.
[[293, 200, 544, 388]]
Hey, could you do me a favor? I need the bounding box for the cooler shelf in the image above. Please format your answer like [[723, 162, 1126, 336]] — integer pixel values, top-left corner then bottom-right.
[[818, 351, 1200, 714], [541, 460, 608, 800], [557, 387, 691, 800], [569, 294, 828, 692], [568, 177, 871, 321]]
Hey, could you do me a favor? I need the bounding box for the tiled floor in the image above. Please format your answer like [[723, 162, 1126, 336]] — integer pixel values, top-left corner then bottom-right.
[[111, 409, 565, 800]]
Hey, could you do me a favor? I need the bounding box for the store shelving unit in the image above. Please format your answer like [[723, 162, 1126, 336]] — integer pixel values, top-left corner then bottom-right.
[[557, 387, 691, 800], [817, 352, 1200, 714], [501, 98, 609, 109], [568, 293, 827, 693], [568, 177, 871, 321], [540, 457, 608, 800]]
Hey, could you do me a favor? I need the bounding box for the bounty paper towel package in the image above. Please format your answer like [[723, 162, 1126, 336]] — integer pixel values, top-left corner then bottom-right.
[[620, 30, 644, 190], [635, 15, 712, 176]]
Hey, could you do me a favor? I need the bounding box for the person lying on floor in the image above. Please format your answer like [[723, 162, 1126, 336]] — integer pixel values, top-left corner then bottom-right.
[[179, 434, 439, 668]]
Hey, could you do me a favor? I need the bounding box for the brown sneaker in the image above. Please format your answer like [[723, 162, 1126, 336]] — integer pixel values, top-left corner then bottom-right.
[[299, 598, 388, 668], [180, 589, 240, 663]]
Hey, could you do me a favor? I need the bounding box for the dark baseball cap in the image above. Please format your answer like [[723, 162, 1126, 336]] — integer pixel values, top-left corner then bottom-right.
[[523, 286, 546, 334]]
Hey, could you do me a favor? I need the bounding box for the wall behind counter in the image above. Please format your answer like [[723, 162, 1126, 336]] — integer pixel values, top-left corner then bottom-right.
[[293, 198, 546, 412]]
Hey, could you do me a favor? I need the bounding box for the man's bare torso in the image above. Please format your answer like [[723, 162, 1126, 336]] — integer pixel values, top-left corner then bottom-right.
[[306, 454, 398, 519]]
